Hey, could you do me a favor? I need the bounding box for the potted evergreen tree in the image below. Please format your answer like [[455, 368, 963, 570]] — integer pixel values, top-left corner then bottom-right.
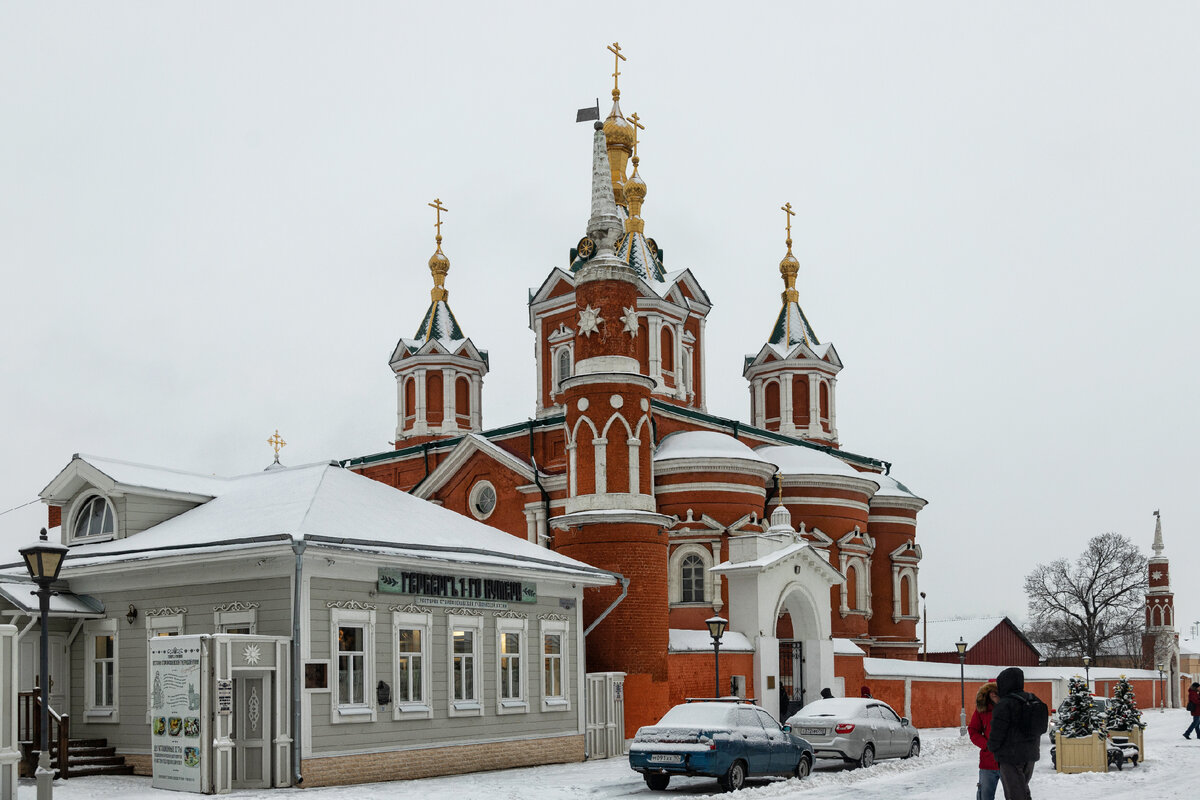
[[1106, 675, 1145, 761], [1054, 676, 1109, 773]]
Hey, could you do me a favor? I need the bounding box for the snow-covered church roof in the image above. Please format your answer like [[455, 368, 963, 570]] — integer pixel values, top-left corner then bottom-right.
[[655, 431, 775, 464]]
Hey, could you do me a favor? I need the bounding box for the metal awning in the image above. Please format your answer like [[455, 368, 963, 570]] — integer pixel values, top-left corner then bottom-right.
[[0, 580, 105, 618]]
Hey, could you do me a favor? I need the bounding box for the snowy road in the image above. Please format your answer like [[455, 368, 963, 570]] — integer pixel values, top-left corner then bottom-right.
[[22, 709, 1198, 799]]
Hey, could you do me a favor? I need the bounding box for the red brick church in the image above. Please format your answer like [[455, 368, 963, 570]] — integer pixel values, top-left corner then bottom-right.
[[347, 49, 928, 733]]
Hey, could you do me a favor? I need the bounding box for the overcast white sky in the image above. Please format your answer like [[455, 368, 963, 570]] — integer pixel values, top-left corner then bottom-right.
[[2, 2, 1197, 639]]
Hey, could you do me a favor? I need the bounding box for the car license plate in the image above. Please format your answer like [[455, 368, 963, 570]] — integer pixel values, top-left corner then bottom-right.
[[649, 754, 682, 764], [799, 727, 826, 736]]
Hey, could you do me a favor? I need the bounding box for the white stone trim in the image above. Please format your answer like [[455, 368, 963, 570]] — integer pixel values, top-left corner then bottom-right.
[[655, 481, 767, 497], [776, 495, 870, 513], [892, 566, 919, 623], [391, 608, 432, 720], [495, 616, 529, 715], [447, 614, 484, 718], [468, 480, 497, 521], [84, 617, 119, 722], [669, 543, 714, 605], [574, 355, 638, 376], [868, 515, 918, 527], [330, 607, 376, 723]]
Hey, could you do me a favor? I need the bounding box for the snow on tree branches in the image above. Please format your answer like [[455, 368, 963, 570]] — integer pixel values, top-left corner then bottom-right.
[[1106, 675, 1145, 731]]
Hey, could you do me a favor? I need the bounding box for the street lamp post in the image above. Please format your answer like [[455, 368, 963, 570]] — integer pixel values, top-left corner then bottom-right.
[[956, 638, 968, 736], [1157, 663, 1165, 712], [19, 528, 68, 800], [1082, 655, 1091, 688], [706, 616, 727, 699], [920, 591, 927, 661]]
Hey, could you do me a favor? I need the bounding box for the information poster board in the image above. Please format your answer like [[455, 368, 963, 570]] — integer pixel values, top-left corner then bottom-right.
[[150, 637, 205, 792]]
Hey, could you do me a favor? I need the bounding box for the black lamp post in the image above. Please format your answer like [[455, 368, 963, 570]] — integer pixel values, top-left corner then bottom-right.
[[20, 527, 68, 800], [920, 591, 927, 661], [706, 616, 727, 698], [1157, 663, 1165, 712], [1082, 655, 1091, 687], [955, 637, 968, 735]]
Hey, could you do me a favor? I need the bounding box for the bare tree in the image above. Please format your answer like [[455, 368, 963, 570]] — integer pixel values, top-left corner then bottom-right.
[[1024, 532, 1148, 661]]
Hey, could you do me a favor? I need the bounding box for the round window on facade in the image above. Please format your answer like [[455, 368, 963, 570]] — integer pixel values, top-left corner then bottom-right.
[[469, 481, 497, 521], [73, 494, 116, 540]]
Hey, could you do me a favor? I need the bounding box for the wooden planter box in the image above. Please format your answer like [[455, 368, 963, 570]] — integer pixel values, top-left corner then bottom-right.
[[1055, 731, 1108, 774], [1109, 727, 1145, 760]]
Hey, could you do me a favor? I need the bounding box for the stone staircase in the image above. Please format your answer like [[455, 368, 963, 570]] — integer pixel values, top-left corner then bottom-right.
[[20, 737, 135, 779]]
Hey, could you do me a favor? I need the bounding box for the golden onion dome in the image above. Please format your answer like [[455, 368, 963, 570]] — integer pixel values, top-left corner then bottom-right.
[[428, 245, 450, 301], [625, 166, 647, 202], [604, 111, 635, 150]]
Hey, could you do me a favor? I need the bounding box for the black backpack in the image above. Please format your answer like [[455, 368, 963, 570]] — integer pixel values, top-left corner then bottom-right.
[[1018, 693, 1049, 737]]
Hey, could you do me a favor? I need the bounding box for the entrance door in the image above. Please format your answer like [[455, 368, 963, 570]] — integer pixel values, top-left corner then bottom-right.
[[19, 633, 68, 711], [778, 641, 804, 720], [231, 672, 271, 789]]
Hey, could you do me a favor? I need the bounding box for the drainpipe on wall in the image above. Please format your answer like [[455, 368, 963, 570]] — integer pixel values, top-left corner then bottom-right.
[[290, 540, 306, 786], [583, 575, 630, 637]]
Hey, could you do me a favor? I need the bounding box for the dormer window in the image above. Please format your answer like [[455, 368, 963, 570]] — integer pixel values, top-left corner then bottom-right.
[[73, 495, 115, 540]]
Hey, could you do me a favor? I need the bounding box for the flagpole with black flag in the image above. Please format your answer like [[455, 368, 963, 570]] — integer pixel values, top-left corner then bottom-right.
[[576, 99, 600, 123]]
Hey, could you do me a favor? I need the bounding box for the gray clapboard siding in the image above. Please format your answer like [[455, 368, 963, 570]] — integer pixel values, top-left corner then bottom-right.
[[69, 577, 289, 753], [308, 576, 581, 755], [113, 495, 202, 539]]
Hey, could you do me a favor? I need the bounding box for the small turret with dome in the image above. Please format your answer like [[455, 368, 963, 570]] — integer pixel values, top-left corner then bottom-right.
[[388, 199, 489, 443], [743, 202, 843, 444]]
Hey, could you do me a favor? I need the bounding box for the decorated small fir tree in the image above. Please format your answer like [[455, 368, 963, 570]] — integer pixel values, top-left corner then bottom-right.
[[1059, 675, 1107, 738], [1106, 675, 1146, 731]]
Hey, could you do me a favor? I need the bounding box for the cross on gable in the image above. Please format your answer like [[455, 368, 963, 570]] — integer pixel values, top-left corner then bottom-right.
[[267, 430, 287, 461], [781, 201, 795, 244]]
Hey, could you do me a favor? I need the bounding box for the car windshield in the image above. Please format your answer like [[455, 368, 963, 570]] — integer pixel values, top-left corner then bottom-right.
[[656, 703, 736, 728], [794, 698, 867, 718]]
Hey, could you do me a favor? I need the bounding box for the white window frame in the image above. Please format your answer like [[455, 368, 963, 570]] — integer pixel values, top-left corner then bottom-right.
[[330, 607, 376, 723], [214, 606, 257, 634], [145, 612, 183, 721], [540, 618, 570, 712], [392, 609, 432, 720], [85, 618, 119, 722], [668, 543, 713, 606], [468, 480, 498, 521], [447, 614, 484, 717], [495, 616, 529, 715], [69, 492, 117, 544], [554, 345, 573, 393]]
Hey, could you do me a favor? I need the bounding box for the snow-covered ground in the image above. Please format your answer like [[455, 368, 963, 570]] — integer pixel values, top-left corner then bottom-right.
[[22, 709, 1199, 799]]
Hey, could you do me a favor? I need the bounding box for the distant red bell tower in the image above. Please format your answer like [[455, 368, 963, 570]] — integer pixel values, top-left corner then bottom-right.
[[1143, 510, 1180, 707]]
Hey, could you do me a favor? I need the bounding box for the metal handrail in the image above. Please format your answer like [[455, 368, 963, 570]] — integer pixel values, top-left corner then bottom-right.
[[18, 690, 70, 779]]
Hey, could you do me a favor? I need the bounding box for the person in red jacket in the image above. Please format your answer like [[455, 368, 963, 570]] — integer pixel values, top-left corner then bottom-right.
[[1184, 682, 1200, 739], [969, 681, 1001, 800]]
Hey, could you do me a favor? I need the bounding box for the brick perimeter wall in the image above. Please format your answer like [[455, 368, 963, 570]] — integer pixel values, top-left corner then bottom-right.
[[299, 734, 585, 788]]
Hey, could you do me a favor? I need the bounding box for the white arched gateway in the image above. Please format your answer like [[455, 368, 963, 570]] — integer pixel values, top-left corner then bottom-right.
[[712, 507, 844, 723]]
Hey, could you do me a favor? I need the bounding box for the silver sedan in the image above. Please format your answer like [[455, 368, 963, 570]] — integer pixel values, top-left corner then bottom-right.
[[785, 698, 920, 768]]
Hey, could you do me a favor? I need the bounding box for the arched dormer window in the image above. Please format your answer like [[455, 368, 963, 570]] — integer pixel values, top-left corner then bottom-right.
[[73, 494, 115, 541]]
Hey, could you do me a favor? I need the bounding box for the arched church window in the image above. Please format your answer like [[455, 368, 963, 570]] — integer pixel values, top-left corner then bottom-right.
[[557, 348, 571, 391], [455, 376, 471, 427], [845, 563, 858, 611], [661, 326, 674, 374], [681, 554, 705, 603], [819, 381, 830, 429], [793, 376, 809, 427], [73, 495, 115, 540], [426, 372, 444, 424], [764, 380, 780, 425]]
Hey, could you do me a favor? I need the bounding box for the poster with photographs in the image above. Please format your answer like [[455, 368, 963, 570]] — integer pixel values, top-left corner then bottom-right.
[[150, 637, 204, 792]]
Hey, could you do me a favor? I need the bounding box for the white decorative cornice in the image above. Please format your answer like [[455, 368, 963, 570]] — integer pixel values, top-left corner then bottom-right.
[[493, 610, 528, 619], [326, 600, 376, 610], [389, 604, 433, 615], [537, 613, 569, 622], [446, 607, 484, 617], [653, 458, 778, 480], [778, 474, 881, 496], [145, 607, 187, 617], [213, 601, 259, 613]]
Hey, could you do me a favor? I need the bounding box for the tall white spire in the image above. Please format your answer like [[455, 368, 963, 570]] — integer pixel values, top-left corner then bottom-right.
[[1152, 509, 1164, 557], [585, 123, 622, 257]]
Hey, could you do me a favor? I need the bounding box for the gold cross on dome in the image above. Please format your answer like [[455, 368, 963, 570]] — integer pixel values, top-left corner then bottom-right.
[[607, 42, 627, 95], [267, 430, 287, 461], [781, 202, 795, 240], [629, 112, 644, 156], [428, 198, 448, 241]]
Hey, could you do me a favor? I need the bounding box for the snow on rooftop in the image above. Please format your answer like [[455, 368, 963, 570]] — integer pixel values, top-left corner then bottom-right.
[[870, 471, 923, 500], [67, 454, 230, 497], [669, 628, 754, 653], [863, 656, 1161, 683], [654, 431, 774, 464], [754, 445, 878, 485], [923, 617, 1026, 653], [834, 638, 866, 656], [59, 459, 612, 582]]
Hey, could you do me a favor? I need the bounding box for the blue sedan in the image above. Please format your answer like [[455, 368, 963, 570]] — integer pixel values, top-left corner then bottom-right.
[[628, 701, 814, 792]]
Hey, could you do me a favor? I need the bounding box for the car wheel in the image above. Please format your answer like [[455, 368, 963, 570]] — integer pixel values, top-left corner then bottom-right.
[[794, 754, 812, 780], [858, 743, 875, 769], [720, 759, 747, 792], [644, 773, 670, 791], [903, 738, 920, 759]]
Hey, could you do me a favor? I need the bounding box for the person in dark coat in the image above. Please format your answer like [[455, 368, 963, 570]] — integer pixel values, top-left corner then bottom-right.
[[987, 667, 1041, 800], [968, 681, 1000, 800], [1184, 682, 1200, 739]]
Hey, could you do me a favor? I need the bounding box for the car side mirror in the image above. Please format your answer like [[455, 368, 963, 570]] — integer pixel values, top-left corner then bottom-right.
[[782, 724, 792, 733], [901, 717, 909, 726]]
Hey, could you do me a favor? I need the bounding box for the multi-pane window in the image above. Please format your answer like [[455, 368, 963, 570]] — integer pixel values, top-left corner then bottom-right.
[[338, 625, 366, 706], [500, 632, 520, 699], [543, 633, 563, 699], [452, 628, 475, 701], [557, 348, 571, 391], [396, 628, 423, 702], [94, 634, 115, 707], [73, 495, 115, 540], [540, 619, 569, 711], [681, 553, 705, 603]]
